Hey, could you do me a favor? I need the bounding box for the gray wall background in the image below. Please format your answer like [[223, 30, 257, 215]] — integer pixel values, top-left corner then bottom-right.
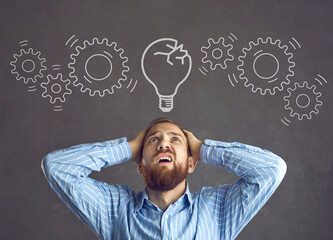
[[1, 0, 332, 239]]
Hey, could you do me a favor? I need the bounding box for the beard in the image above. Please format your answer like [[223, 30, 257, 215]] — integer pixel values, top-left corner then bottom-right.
[[141, 159, 189, 192]]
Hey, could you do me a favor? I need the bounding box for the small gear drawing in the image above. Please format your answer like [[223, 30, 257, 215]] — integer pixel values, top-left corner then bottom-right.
[[237, 37, 295, 95], [10, 48, 47, 84], [201, 37, 234, 70], [284, 81, 323, 120], [68, 38, 130, 97], [41, 73, 72, 104]]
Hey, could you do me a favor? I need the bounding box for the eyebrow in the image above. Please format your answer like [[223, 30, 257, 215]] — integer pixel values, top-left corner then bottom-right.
[[145, 131, 184, 141]]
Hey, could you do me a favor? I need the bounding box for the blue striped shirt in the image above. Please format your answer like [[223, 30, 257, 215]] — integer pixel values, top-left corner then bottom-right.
[[41, 137, 286, 240]]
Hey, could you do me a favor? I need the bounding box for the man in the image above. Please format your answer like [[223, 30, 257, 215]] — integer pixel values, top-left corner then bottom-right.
[[42, 118, 287, 239]]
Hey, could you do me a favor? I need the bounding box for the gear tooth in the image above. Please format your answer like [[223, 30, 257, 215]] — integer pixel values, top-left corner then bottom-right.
[[120, 71, 128, 80], [267, 37, 281, 47], [207, 38, 214, 46], [283, 95, 289, 101], [281, 44, 288, 52], [72, 78, 80, 86], [243, 79, 251, 87], [217, 37, 223, 45], [101, 38, 108, 45], [317, 99, 323, 106], [201, 46, 209, 52], [226, 44, 233, 51], [82, 40, 90, 48], [91, 38, 98, 45], [314, 91, 322, 99], [123, 65, 130, 72], [256, 38, 263, 45], [211, 64, 216, 70], [118, 47, 124, 55], [238, 54, 245, 62], [96, 90, 103, 97], [12, 54, 19, 61], [24, 78, 30, 84], [262, 37, 269, 44], [248, 41, 255, 48], [75, 45, 83, 53], [63, 78, 71, 85], [267, 88, 274, 95], [295, 82, 301, 89], [95, 38, 102, 44], [259, 88, 266, 95], [252, 85, 260, 94]]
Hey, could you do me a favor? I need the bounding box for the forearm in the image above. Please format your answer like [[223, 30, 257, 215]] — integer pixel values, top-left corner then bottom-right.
[[200, 139, 287, 183], [41, 137, 132, 196]]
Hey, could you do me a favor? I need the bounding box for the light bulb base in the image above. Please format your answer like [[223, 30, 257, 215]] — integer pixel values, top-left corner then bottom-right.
[[159, 96, 174, 112]]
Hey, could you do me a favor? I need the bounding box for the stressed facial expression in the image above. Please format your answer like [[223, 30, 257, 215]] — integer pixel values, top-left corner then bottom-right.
[[139, 122, 194, 191]]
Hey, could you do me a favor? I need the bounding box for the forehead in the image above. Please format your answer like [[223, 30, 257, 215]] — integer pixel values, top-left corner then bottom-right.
[[146, 122, 185, 138]]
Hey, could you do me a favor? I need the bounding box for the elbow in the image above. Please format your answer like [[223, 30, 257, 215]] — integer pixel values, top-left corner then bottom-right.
[[274, 157, 287, 183], [41, 152, 53, 178]]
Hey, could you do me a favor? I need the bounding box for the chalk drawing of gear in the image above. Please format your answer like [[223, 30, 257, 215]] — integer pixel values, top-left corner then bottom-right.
[[284, 81, 322, 120], [68, 38, 130, 97], [237, 37, 295, 95], [201, 37, 233, 70], [41, 73, 72, 104], [10, 48, 47, 84]]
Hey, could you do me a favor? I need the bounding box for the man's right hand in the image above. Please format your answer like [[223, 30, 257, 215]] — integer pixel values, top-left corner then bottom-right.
[[128, 129, 146, 165]]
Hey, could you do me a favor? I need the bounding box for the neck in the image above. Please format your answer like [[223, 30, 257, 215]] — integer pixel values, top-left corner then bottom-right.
[[146, 180, 186, 212]]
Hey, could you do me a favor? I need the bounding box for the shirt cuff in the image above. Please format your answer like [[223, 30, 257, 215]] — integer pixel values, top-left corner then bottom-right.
[[200, 139, 239, 167], [105, 137, 132, 165]]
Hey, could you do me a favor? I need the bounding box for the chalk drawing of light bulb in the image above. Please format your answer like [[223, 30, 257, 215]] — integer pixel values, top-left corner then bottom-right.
[[141, 38, 192, 112]]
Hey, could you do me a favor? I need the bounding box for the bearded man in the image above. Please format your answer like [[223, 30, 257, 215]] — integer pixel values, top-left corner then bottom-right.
[[42, 118, 287, 240]]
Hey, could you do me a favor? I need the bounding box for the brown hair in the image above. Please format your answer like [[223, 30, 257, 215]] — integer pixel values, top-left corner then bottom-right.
[[142, 117, 191, 156]]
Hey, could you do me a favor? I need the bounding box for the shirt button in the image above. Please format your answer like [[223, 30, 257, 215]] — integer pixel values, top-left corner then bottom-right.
[[165, 214, 169, 219]]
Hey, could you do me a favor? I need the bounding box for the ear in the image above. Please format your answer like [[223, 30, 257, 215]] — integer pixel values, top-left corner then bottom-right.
[[187, 156, 198, 174], [137, 159, 143, 174]]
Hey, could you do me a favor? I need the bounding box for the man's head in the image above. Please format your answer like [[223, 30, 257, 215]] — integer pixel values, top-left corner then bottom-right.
[[137, 118, 197, 192]]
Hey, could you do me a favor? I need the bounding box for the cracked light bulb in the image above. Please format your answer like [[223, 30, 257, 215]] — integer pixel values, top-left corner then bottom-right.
[[141, 38, 192, 112]]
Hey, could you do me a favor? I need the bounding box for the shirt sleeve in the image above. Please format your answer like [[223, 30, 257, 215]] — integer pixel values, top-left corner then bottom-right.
[[200, 139, 287, 240], [41, 137, 132, 239]]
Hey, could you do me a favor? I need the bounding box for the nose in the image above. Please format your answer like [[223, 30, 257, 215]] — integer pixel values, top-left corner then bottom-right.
[[157, 139, 170, 151]]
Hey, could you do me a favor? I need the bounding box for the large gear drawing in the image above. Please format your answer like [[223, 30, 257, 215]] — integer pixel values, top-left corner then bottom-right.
[[201, 37, 234, 70], [10, 48, 47, 84], [68, 38, 130, 97], [41, 73, 72, 104], [284, 81, 322, 120], [237, 37, 295, 95]]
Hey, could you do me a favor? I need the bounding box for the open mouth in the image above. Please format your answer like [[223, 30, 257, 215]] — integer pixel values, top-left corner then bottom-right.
[[158, 156, 172, 163], [156, 153, 173, 164]]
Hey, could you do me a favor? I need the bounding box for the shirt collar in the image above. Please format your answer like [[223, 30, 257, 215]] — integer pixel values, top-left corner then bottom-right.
[[134, 181, 193, 213]]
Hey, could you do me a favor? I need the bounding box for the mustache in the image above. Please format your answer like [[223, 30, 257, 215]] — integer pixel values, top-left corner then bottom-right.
[[153, 149, 174, 157]]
